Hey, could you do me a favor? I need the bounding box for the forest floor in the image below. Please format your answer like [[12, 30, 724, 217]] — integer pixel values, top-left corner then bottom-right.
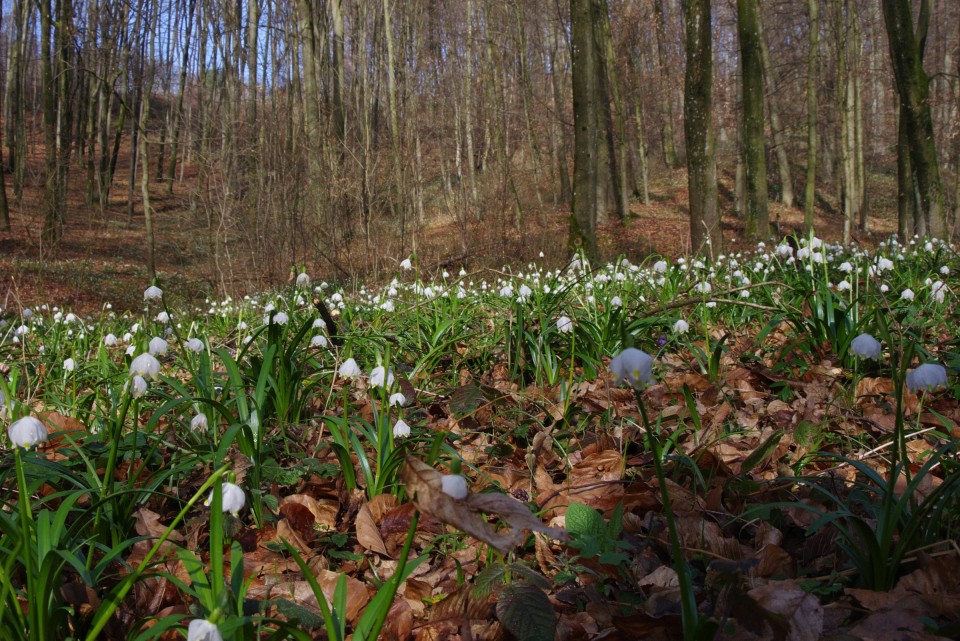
[[0, 161, 900, 315]]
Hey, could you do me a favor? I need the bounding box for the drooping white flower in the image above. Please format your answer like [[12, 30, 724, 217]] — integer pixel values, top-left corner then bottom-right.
[[441, 474, 469, 500], [143, 285, 163, 301], [849, 333, 882, 360], [556, 316, 574, 333], [906, 363, 948, 393], [931, 281, 948, 303], [185, 338, 205, 353], [672, 319, 690, 334], [312, 318, 327, 329], [610, 295, 623, 308], [310, 334, 328, 348], [130, 353, 162, 380], [653, 260, 668, 274], [148, 337, 168, 356], [369, 365, 395, 388], [187, 619, 223, 641], [338, 358, 362, 379], [155, 311, 171, 324], [400, 258, 413, 270], [695, 282, 712, 294], [130, 375, 148, 398], [63, 358, 76, 372], [519, 284, 533, 298], [104, 333, 118, 346], [205, 482, 246, 516], [900, 289, 915, 301], [272, 312, 289, 325], [191, 413, 208, 431], [389, 392, 407, 407], [296, 272, 311, 287], [836, 280, 851, 291], [609, 348, 654, 389], [8, 416, 48, 449], [393, 419, 411, 438]]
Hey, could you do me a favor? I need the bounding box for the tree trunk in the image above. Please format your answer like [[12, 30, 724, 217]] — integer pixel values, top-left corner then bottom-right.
[[569, 0, 599, 258], [684, 0, 720, 255], [738, 0, 769, 239], [758, 7, 794, 208], [654, 0, 680, 167], [804, 0, 819, 232], [882, 0, 945, 237]]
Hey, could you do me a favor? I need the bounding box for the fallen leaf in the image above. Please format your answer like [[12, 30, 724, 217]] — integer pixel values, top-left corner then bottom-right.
[[401, 457, 569, 555]]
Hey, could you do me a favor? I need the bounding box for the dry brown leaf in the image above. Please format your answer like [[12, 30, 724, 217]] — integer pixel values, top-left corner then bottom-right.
[[356, 501, 389, 556], [134, 507, 184, 542], [748, 580, 824, 641], [401, 457, 569, 555], [280, 493, 338, 530]]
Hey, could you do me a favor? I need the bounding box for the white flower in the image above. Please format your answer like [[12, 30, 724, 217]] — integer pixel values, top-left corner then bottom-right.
[[400, 258, 413, 270], [849, 333, 882, 360], [556, 316, 574, 333], [312, 318, 327, 329], [130, 353, 162, 380], [187, 619, 223, 641], [369, 365, 395, 388], [148, 337, 168, 356], [130, 375, 148, 398], [940, 266, 950, 275], [519, 284, 532, 298], [880, 284, 889, 293], [143, 285, 163, 301], [499, 285, 513, 298], [104, 333, 118, 346], [672, 319, 690, 334], [931, 281, 948, 303], [695, 282, 712, 294], [296, 272, 311, 287], [185, 338, 205, 353], [63, 358, 76, 372], [653, 260, 668, 274], [906, 363, 948, 393], [389, 392, 407, 407], [310, 335, 328, 348], [609, 348, 654, 389], [272, 312, 289, 325], [839, 262, 853, 273], [191, 413, 208, 431], [338, 358, 362, 379], [441, 474, 469, 500], [155, 311, 170, 323], [901, 288, 915, 301], [610, 295, 623, 308], [8, 416, 48, 449], [836, 280, 851, 291], [205, 482, 246, 516], [393, 419, 411, 438]]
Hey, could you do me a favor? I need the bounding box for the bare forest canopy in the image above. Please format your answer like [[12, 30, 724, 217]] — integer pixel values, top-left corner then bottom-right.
[[0, 0, 958, 296]]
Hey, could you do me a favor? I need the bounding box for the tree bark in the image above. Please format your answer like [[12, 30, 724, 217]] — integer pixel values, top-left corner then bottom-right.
[[758, 7, 794, 208], [804, 0, 819, 231], [569, 0, 599, 258], [738, 0, 769, 239], [882, 0, 945, 237], [684, 0, 720, 255]]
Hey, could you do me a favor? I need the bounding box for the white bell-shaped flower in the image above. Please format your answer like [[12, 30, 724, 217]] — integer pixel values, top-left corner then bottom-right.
[[148, 337, 168, 356], [906, 363, 948, 393], [187, 619, 223, 641], [191, 413, 208, 431], [389, 392, 407, 407], [441, 474, 468, 500], [8, 416, 48, 449], [185, 338, 205, 353], [338, 358, 362, 379], [369, 365, 395, 388], [143, 285, 163, 301], [205, 482, 246, 516], [672, 319, 690, 334], [609, 348, 654, 389], [392, 419, 411, 438], [130, 353, 162, 380], [556, 316, 574, 333], [850, 333, 882, 360]]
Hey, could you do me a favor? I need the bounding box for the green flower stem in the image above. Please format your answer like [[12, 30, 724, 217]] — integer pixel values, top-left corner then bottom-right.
[[85, 463, 231, 641], [15, 447, 43, 641], [635, 390, 700, 640]]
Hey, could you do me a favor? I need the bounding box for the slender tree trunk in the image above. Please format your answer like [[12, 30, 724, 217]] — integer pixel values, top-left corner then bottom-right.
[[882, 0, 945, 236], [805, 0, 819, 231], [569, 0, 598, 258], [654, 0, 679, 167], [166, 0, 196, 192], [758, 8, 794, 208], [596, 0, 627, 220], [140, 1, 158, 280], [738, 0, 769, 239], [684, 0, 720, 255]]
